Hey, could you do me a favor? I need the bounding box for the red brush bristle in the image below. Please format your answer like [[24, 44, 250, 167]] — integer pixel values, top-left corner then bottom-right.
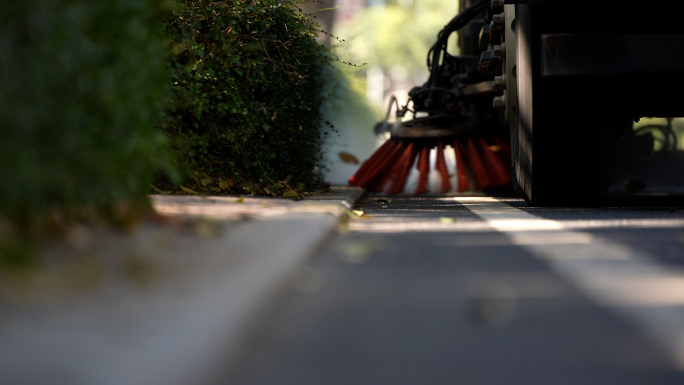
[[386, 142, 419, 194], [373, 141, 414, 193], [453, 140, 471, 192], [349, 139, 405, 189], [349, 130, 512, 194], [466, 138, 491, 190], [435, 141, 451, 193], [489, 134, 512, 167], [415, 146, 430, 195], [349, 139, 397, 186], [477, 136, 510, 186], [365, 140, 409, 191]]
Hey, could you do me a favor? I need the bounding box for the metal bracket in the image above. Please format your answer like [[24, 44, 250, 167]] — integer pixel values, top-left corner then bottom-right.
[[542, 34, 684, 76]]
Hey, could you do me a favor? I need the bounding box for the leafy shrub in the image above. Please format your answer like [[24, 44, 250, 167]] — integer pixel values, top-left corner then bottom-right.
[[0, 0, 175, 239], [162, 0, 330, 193]]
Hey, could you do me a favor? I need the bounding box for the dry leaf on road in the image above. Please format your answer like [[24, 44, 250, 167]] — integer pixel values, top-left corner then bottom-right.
[[282, 190, 299, 198], [180, 185, 200, 194], [339, 151, 359, 165]]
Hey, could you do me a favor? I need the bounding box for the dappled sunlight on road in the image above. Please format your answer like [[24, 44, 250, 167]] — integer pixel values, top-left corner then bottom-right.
[[342, 196, 684, 368], [349, 197, 684, 233]]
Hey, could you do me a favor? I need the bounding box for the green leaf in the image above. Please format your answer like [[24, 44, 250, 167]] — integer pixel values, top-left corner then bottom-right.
[[219, 179, 232, 190], [180, 185, 200, 194], [282, 190, 298, 198]]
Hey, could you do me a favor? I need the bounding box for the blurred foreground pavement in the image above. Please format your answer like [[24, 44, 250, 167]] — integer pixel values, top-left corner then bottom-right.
[[0, 187, 362, 385], [5, 191, 684, 385], [226, 196, 684, 385]]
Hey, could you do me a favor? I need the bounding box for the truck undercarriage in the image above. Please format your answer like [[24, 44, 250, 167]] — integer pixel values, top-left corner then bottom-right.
[[367, 0, 684, 206]]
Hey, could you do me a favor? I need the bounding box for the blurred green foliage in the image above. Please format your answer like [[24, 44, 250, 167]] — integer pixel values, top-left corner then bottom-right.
[[634, 118, 684, 151], [0, 0, 176, 258], [336, 0, 460, 74], [162, 0, 331, 192], [321, 65, 381, 145]]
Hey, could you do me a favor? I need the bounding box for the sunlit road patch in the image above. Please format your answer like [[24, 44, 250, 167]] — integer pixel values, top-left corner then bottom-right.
[[458, 197, 684, 368], [227, 196, 684, 385]]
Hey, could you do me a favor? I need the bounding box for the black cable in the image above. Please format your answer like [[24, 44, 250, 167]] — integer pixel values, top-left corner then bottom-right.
[[409, 86, 462, 100], [385, 0, 490, 126], [425, 0, 489, 85], [384, 95, 401, 121]]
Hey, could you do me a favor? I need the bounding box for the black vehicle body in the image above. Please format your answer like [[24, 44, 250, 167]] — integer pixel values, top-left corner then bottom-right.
[[461, 0, 684, 205]]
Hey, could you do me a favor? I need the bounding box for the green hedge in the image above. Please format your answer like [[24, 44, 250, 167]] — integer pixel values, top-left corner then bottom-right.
[[162, 0, 330, 193], [0, 0, 175, 238]]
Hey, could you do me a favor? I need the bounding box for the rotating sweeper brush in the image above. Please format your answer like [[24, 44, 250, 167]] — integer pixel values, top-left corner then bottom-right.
[[348, 0, 512, 195]]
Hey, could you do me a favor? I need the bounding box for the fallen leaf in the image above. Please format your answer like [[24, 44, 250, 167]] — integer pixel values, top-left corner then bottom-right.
[[336, 239, 386, 264], [180, 185, 200, 194], [236, 196, 244, 203], [336, 216, 350, 233], [200, 177, 213, 186], [677, 233, 684, 246], [210, 187, 221, 192], [339, 151, 360, 165], [375, 198, 389, 205], [351, 209, 372, 219], [289, 266, 323, 295], [282, 190, 299, 198], [440, 217, 455, 224], [466, 284, 517, 328], [150, 184, 171, 195], [190, 218, 220, 238], [219, 179, 232, 190]]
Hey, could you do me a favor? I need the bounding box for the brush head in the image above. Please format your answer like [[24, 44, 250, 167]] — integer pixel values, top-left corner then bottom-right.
[[393, 115, 477, 138], [392, 118, 475, 138]]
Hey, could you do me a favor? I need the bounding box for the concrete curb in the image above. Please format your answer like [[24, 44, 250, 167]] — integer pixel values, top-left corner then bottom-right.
[[0, 187, 365, 385]]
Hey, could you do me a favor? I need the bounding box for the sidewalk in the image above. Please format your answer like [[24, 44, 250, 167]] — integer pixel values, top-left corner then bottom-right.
[[0, 187, 364, 385]]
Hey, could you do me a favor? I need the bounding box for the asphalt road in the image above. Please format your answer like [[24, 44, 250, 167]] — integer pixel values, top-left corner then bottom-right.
[[224, 195, 684, 385]]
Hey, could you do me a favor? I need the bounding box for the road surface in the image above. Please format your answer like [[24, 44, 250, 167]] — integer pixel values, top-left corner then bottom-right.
[[224, 195, 684, 385]]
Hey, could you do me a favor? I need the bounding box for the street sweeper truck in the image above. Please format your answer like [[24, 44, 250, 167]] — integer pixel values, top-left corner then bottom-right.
[[350, 0, 684, 206]]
